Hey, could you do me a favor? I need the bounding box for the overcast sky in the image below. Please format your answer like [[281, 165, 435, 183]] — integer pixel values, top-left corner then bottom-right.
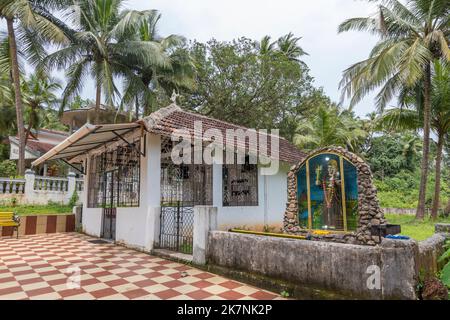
[[118, 0, 380, 117], [4, 0, 382, 117]]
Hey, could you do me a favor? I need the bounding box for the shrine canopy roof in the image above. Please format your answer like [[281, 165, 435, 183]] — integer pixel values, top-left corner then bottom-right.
[[31, 122, 143, 166], [143, 104, 306, 165]]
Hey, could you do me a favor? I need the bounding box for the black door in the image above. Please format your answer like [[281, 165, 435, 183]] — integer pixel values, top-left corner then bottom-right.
[[102, 170, 117, 240]]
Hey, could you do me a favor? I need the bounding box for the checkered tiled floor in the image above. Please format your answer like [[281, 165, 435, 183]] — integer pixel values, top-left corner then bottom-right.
[[0, 233, 281, 300]]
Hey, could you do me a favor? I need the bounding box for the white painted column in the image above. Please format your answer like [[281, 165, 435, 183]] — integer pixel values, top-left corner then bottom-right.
[[193, 206, 218, 265], [66, 172, 76, 203], [144, 134, 161, 251], [24, 169, 35, 203]]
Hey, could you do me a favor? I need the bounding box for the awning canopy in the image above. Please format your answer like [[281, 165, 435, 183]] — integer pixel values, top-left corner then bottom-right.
[[31, 122, 143, 167]]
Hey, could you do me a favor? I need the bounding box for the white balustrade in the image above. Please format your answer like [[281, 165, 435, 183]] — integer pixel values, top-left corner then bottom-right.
[[0, 171, 84, 204], [75, 179, 84, 192], [0, 178, 26, 195], [34, 176, 68, 192]]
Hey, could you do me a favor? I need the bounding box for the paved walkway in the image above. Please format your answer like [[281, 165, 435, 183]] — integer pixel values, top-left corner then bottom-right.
[[0, 233, 281, 300]]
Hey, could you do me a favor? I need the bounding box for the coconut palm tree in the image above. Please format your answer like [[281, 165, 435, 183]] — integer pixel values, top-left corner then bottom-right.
[[294, 104, 367, 152], [21, 74, 62, 145], [378, 60, 450, 219], [258, 32, 307, 61], [43, 0, 171, 122], [338, 0, 450, 219], [118, 9, 196, 117], [276, 32, 308, 61], [0, 71, 15, 137], [0, 0, 69, 175]]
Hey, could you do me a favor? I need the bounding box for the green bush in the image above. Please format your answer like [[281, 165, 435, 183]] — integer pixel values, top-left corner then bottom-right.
[[68, 189, 79, 207], [374, 169, 449, 209], [0, 160, 17, 177]]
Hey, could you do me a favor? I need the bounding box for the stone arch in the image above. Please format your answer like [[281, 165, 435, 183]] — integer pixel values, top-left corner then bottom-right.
[[283, 146, 385, 245]]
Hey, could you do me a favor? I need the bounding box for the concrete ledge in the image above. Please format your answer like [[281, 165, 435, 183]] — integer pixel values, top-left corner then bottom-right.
[[207, 231, 423, 299], [418, 233, 447, 276], [435, 223, 450, 234], [152, 248, 193, 264]]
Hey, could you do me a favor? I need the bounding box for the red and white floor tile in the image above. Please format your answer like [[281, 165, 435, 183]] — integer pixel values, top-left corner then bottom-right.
[[0, 233, 282, 300]]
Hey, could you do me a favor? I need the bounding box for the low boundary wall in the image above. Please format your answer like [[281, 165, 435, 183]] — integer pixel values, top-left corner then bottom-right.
[[207, 230, 449, 299], [0, 214, 75, 237]]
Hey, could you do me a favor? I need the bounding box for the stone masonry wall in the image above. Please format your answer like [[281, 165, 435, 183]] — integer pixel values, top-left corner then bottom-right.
[[284, 146, 386, 245]]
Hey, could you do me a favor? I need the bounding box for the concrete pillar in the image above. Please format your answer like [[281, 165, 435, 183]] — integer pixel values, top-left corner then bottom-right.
[[145, 206, 160, 251], [24, 169, 35, 202], [143, 134, 161, 251], [73, 205, 82, 230], [66, 172, 76, 203], [193, 206, 218, 265]]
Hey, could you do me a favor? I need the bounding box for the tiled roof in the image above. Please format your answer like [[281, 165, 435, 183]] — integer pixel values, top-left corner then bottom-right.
[[34, 128, 69, 137], [143, 104, 306, 165], [26, 140, 57, 155], [8, 136, 58, 157]]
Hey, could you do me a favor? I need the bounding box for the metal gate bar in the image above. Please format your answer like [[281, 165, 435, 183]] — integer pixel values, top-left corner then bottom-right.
[[159, 201, 194, 254]]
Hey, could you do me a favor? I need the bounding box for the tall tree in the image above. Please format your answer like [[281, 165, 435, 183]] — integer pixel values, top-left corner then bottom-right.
[[293, 104, 367, 152], [21, 74, 62, 144], [182, 37, 320, 140], [258, 32, 307, 61], [0, 0, 69, 175], [43, 0, 171, 122], [379, 60, 450, 218], [338, 0, 450, 219], [119, 9, 195, 117]]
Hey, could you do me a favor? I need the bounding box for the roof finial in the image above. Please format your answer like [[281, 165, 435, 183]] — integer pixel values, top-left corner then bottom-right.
[[170, 89, 180, 104]]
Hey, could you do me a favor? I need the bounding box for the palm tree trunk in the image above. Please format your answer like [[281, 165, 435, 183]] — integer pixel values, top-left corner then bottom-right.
[[416, 63, 432, 220], [431, 132, 443, 220], [7, 18, 26, 176], [95, 82, 101, 124], [135, 96, 139, 119]]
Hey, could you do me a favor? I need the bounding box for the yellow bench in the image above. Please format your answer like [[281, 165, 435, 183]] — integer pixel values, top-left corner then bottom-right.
[[0, 212, 20, 238]]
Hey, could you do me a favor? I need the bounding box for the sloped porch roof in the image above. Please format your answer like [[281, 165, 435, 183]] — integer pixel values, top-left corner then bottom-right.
[[31, 122, 144, 166], [32, 104, 306, 167]]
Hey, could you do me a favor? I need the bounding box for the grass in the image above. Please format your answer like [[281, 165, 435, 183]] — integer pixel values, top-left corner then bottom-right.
[[385, 214, 450, 241], [0, 203, 72, 216]]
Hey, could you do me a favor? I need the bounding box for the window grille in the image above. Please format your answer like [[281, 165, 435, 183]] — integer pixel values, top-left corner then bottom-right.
[[87, 139, 141, 208], [222, 155, 258, 206], [160, 137, 212, 206], [87, 154, 103, 208]]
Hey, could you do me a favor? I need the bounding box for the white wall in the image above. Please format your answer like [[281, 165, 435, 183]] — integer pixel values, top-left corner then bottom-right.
[[81, 132, 290, 247], [115, 134, 161, 251], [81, 157, 102, 237], [213, 163, 289, 231]]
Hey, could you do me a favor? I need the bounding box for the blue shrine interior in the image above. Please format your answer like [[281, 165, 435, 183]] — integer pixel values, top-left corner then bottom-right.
[[297, 153, 358, 231]]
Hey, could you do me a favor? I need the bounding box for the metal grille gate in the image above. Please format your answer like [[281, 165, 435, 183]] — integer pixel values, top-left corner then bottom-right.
[[159, 201, 194, 254], [158, 141, 212, 254]]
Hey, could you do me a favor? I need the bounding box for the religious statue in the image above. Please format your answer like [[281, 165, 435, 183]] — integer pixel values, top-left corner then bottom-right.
[[170, 90, 180, 104], [315, 158, 343, 229]]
